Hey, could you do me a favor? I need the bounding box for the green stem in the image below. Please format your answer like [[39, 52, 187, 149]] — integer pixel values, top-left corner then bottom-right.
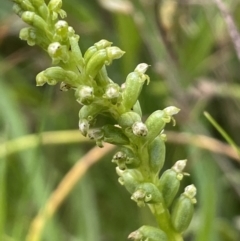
[[150, 204, 183, 241]]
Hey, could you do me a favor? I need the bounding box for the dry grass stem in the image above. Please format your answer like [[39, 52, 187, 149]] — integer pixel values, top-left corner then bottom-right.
[[1, 130, 239, 162], [167, 131, 239, 161], [25, 144, 115, 241], [213, 0, 240, 61]]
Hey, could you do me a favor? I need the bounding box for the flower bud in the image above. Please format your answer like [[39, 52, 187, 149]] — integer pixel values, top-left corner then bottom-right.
[[112, 151, 127, 170], [31, 0, 49, 19], [184, 184, 197, 201], [118, 111, 142, 129], [19, 27, 48, 49], [116, 168, 143, 194], [144, 110, 167, 142], [144, 107, 179, 143], [148, 134, 166, 175], [78, 104, 106, 122], [59, 82, 72, 91], [78, 119, 90, 136], [172, 159, 187, 173], [21, 11, 47, 31], [19, 27, 36, 46], [134, 63, 150, 75], [121, 64, 150, 111], [13, 3, 24, 17], [36, 67, 77, 86], [36, 72, 47, 86], [158, 160, 187, 207], [112, 147, 140, 170], [69, 35, 84, 67], [102, 125, 129, 145], [48, 42, 69, 64], [163, 106, 180, 126], [88, 128, 104, 147], [31, 0, 45, 7], [171, 185, 196, 233], [54, 20, 69, 41], [163, 106, 180, 116], [84, 39, 112, 64], [75, 86, 94, 105], [14, 0, 35, 11], [103, 83, 121, 104], [131, 183, 163, 207], [67, 26, 75, 37], [48, 0, 62, 10], [132, 121, 148, 137], [85, 47, 125, 79], [48, 0, 66, 19], [95, 66, 113, 87], [128, 225, 168, 241]]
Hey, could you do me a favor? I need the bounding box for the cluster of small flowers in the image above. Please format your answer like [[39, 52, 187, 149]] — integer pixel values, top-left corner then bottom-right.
[[13, 0, 197, 240]]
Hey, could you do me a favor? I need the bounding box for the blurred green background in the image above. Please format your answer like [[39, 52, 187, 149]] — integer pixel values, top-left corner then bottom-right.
[[1, 0, 240, 240]]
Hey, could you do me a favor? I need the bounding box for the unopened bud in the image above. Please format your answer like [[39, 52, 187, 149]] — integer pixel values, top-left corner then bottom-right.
[[75, 86, 94, 105], [103, 83, 121, 104], [158, 160, 188, 208], [118, 111, 142, 129], [171, 185, 196, 232], [54, 20, 69, 41], [84, 39, 112, 64], [132, 121, 148, 137], [85, 47, 125, 79], [78, 119, 90, 137], [131, 183, 163, 207], [128, 226, 168, 241], [117, 168, 143, 194], [21, 11, 47, 31], [121, 66, 149, 111], [48, 42, 69, 64]]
